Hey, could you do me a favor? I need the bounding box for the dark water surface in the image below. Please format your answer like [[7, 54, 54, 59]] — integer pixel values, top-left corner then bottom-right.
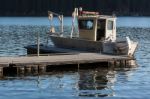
[[0, 17, 150, 99]]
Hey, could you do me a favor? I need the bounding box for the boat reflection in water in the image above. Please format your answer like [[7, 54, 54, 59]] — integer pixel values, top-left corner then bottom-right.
[[0, 60, 137, 98], [77, 60, 137, 97], [77, 67, 116, 97], [35, 60, 137, 97]]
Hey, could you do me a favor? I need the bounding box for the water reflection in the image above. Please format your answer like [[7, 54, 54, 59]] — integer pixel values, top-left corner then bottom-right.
[[78, 68, 116, 97], [35, 62, 137, 98], [33, 67, 116, 97], [0, 60, 137, 98]]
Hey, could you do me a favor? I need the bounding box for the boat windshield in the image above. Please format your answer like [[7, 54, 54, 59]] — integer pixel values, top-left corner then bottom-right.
[[78, 20, 94, 30]]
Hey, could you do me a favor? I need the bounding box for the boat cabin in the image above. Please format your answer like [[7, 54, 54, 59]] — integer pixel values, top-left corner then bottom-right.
[[77, 12, 116, 42]]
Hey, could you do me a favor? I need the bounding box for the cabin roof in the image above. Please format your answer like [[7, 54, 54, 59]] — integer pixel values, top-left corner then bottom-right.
[[99, 15, 116, 19], [78, 15, 116, 20]]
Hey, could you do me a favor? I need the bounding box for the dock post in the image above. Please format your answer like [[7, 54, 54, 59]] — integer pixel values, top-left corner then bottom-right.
[[108, 61, 111, 67], [128, 60, 131, 66], [25, 66, 31, 74], [114, 61, 116, 67], [120, 60, 125, 67], [119, 60, 122, 67], [39, 65, 46, 74], [18, 67, 25, 75], [123, 60, 126, 67], [37, 32, 40, 57], [0, 67, 3, 78], [125, 60, 127, 67], [126, 60, 130, 66], [115, 61, 120, 67], [31, 66, 39, 75], [109, 61, 115, 68], [78, 63, 80, 71]]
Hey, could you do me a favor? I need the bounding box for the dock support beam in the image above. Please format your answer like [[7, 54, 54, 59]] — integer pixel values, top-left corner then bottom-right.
[[32, 66, 38, 75], [18, 67, 25, 75], [77, 63, 80, 72], [25, 66, 32, 74], [0, 67, 3, 78], [39, 65, 46, 74]]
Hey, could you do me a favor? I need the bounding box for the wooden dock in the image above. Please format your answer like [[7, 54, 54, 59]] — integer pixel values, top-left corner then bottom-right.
[[0, 53, 134, 77]]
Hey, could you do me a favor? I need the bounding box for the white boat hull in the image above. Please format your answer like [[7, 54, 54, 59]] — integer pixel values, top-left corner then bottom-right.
[[103, 39, 138, 56], [50, 36, 138, 56], [50, 36, 103, 52]]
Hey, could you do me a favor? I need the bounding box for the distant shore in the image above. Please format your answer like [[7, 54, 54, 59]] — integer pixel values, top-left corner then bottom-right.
[[0, 13, 149, 17], [0, 0, 150, 16]]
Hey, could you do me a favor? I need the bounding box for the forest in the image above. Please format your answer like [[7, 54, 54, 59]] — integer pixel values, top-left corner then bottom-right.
[[0, 0, 150, 16]]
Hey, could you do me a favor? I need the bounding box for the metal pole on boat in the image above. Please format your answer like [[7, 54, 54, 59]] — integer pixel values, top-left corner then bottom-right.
[[70, 8, 78, 38], [37, 32, 40, 57], [58, 15, 63, 36], [71, 9, 76, 38], [61, 15, 64, 33]]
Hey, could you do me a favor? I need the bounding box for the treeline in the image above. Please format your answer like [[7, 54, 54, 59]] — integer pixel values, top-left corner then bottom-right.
[[0, 0, 150, 16]]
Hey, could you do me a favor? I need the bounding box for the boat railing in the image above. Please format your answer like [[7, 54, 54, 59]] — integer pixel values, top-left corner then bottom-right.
[[48, 11, 64, 34]]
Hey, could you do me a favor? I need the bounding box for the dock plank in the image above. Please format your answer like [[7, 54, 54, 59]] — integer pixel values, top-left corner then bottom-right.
[[0, 53, 132, 67]]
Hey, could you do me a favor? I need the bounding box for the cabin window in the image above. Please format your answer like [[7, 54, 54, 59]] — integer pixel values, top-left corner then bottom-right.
[[79, 20, 94, 30], [107, 20, 113, 30]]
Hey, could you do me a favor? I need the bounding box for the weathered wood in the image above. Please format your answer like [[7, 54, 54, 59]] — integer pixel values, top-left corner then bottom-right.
[[18, 67, 25, 75], [25, 66, 32, 73], [39, 65, 46, 73], [0, 67, 3, 77], [0, 53, 135, 77], [0, 53, 132, 67], [31, 66, 38, 74]]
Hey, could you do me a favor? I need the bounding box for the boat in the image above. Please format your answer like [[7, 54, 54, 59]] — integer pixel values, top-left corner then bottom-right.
[[26, 8, 138, 57]]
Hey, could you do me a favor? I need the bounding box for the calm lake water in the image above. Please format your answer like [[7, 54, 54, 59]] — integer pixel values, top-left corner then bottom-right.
[[0, 17, 150, 99]]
